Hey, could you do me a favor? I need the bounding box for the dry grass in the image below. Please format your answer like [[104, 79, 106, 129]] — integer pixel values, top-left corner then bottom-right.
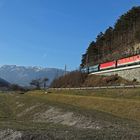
[[29, 90, 140, 122], [0, 90, 140, 139]]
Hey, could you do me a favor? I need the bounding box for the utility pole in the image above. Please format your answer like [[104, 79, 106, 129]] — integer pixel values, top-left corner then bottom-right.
[[55, 69, 59, 79], [64, 64, 67, 75]]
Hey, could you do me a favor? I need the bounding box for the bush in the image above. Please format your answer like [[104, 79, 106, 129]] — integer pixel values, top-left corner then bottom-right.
[[50, 71, 88, 88], [10, 84, 28, 92]]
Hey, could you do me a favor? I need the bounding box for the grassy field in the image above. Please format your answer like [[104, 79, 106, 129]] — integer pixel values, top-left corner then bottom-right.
[[42, 88, 140, 121], [0, 88, 140, 139]]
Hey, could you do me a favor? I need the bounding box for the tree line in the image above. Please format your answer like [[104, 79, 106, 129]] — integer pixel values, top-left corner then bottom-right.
[[81, 6, 140, 68], [30, 78, 49, 89]]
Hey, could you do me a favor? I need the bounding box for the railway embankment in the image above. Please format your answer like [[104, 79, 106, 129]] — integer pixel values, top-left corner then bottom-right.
[[96, 66, 140, 82], [51, 71, 137, 88]]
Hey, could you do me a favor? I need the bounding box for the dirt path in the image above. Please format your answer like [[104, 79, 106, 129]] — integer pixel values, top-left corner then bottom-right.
[[34, 106, 101, 129]]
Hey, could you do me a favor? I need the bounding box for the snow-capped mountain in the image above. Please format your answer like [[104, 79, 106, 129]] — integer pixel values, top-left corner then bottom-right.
[[0, 65, 65, 86]]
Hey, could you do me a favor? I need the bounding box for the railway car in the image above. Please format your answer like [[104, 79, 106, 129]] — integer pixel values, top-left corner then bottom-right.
[[81, 54, 140, 74], [81, 67, 88, 73], [100, 61, 116, 70], [88, 64, 99, 73], [117, 54, 140, 67]]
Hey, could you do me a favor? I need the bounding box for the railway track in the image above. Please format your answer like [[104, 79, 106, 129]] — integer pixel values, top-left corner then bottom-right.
[[49, 85, 140, 90]]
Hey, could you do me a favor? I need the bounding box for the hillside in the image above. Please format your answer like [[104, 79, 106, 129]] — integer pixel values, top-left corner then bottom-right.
[[81, 6, 140, 67], [0, 77, 10, 88], [0, 65, 65, 86], [50, 71, 137, 88], [50, 71, 88, 88]]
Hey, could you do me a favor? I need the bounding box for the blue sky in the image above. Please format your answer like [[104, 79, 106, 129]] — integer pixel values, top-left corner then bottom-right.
[[0, 0, 140, 70]]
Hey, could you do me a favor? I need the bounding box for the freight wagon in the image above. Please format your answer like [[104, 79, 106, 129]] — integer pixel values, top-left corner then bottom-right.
[[81, 54, 140, 74]]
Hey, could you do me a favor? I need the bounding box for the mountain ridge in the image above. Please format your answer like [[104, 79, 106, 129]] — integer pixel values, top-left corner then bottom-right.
[[0, 65, 65, 86]]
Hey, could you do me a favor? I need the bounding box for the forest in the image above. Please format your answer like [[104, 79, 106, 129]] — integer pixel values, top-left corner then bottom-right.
[[81, 6, 140, 68]]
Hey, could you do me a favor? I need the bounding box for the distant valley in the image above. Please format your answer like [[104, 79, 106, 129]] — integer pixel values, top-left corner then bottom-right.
[[0, 65, 65, 86]]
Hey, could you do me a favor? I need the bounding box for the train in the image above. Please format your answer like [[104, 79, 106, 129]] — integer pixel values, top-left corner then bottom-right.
[[81, 54, 140, 74]]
